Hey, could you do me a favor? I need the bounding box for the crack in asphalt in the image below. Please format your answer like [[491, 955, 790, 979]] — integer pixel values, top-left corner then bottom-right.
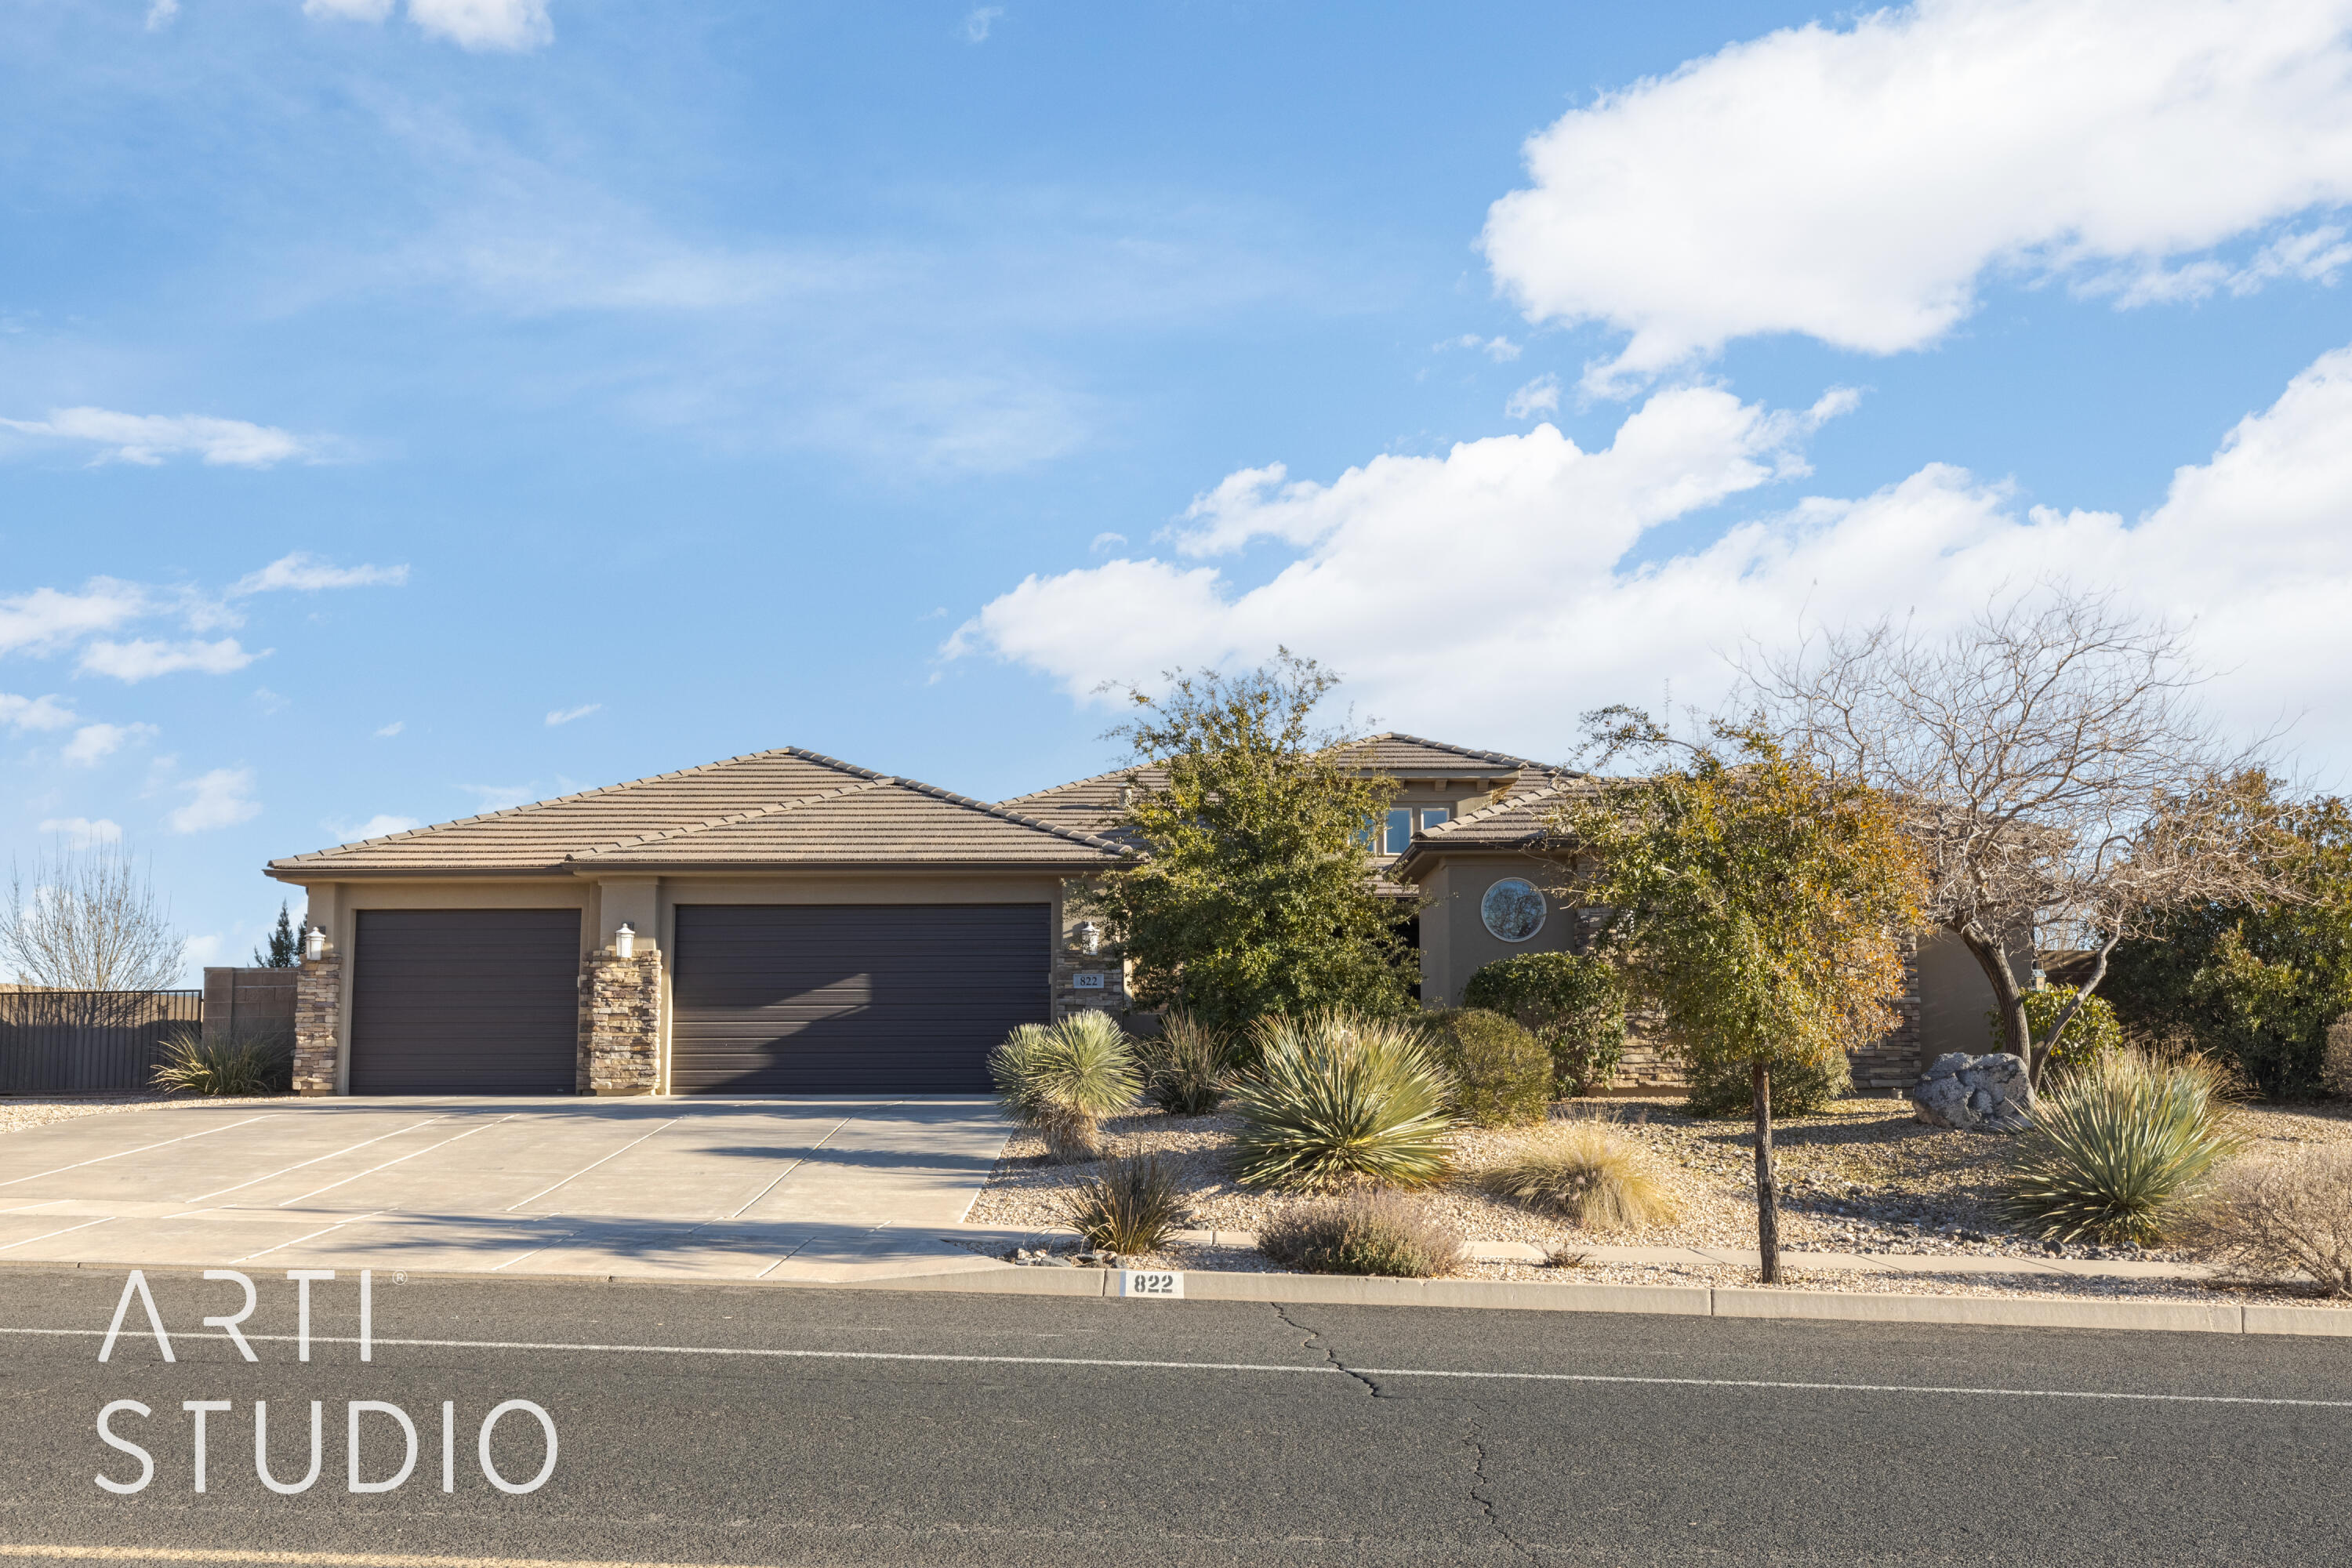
[[1269, 1302, 1385, 1396]]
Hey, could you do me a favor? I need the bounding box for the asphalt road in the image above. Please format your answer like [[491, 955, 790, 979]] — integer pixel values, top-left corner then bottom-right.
[[0, 1265, 2346, 1566]]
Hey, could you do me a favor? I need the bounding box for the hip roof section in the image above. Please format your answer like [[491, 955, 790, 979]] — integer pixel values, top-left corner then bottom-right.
[[267, 747, 1128, 877]]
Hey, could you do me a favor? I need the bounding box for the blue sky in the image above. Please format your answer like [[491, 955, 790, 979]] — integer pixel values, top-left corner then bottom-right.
[[6, 0, 2352, 975]]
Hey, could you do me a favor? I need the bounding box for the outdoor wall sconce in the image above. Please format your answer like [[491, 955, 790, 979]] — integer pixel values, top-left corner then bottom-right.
[[1076, 920, 1101, 955], [303, 926, 326, 962], [615, 923, 637, 960]]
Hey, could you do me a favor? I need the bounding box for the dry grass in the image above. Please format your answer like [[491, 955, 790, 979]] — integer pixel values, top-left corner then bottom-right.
[[1258, 1192, 1465, 1278], [2180, 1144, 2352, 1297], [1475, 1120, 1676, 1231]]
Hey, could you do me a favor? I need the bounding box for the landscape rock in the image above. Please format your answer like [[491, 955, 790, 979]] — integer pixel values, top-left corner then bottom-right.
[[1911, 1052, 2034, 1132]]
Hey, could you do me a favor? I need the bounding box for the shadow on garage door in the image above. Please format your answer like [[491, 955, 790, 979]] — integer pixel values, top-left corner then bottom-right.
[[349, 908, 583, 1094], [670, 903, 1049, 1094]]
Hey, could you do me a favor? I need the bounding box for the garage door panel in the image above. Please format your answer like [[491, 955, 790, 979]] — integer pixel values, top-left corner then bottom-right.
[[350, 909, 581, 1095], [670, 904, 1048, 1094]]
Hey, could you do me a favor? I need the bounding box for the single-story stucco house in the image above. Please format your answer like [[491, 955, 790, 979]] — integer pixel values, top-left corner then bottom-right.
[[265, 733, 2007, 1098]]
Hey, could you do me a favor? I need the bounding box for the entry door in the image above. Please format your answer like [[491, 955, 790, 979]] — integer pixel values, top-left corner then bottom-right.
[[670, 903, 1049, 1094], [349, 909, 582, 1094]]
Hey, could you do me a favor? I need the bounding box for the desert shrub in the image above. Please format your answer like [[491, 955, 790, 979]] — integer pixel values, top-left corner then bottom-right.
[[1475, 1120, 1676, 1230], [2005, 1050, 2246, 1245], [1066, 1152, 1192, 1254], [1682, 1049, 1851, 1119], [1134, 1011, 1234, 1116], [2180, 1145, 2352, 1296], [1257, 1191, 1465, 1277], [1229, 1011, 1458, 1190], [1463, 950, 1628, 1095], [2323, 1014, 2352, 1098], [987, 1012, 1141, 1162], [1425, 1008, 1552, 1127], [151, 1030, 291, 1097], [1993, 985, 2123, 1073]]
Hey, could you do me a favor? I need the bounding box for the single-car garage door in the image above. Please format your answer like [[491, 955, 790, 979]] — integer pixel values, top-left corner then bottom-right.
[[350, 909, 582, 1094], [670, 904, 1049, 1094]]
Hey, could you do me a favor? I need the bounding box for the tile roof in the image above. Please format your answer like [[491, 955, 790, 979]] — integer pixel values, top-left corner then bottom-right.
[[267, 748, 1127, 877], [1387, 772, 1602, 877], [1323, 731, 1559, 776]]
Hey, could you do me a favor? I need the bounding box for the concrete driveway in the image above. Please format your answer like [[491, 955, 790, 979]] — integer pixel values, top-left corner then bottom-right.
[[0, 1097, 1018, 1283]]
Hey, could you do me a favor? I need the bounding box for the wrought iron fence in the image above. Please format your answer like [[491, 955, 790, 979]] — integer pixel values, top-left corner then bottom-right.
[[0, 989, 203, 1094]]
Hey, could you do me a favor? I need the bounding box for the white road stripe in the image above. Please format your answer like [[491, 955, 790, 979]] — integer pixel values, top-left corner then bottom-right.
[[0, 1215, 114, 1253], [0, 1116, 272, 1190], [2, 1326, 2344, 1409], [231, 1210, 387, 1264], [176, 1115, 452, 1205], [723, 1109, 872, 1219], [276, 1115, 517, 1207], [504, 1119, 680, 1212]]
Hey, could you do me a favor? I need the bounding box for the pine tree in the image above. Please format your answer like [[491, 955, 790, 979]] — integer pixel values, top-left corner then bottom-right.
[[256, 902, 301, 968]]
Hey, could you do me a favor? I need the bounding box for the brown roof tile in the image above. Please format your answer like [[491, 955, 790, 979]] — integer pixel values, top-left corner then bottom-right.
[[1388, 772, 1600, 876]]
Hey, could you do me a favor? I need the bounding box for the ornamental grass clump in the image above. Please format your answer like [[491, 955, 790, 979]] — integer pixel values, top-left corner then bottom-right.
[[987, 1011, 1141, 1163], [1066, 1152, 1192, 1255], [1135, 1011, 1234, 1116], [1228, 1011, 1459, 1191], [1258, 1191, 1465, 1278], [151, 1029, 292, 1097], [1475, 1120, 1677, 1232], [2005, 1049, 2245, 1246]]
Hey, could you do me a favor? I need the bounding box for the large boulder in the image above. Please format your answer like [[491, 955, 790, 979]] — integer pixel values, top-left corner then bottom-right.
[[1911, 1051, 2034, 1132]]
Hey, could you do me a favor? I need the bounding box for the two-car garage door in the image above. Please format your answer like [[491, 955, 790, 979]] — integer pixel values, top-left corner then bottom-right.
[[346, 903, 1051, 1095], [670, 904, 1050, 1094]]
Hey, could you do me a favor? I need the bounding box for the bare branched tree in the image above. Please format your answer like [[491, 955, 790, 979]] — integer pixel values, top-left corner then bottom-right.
[[0, 841, 185, 994], [1747, 588, 2286, 1087]]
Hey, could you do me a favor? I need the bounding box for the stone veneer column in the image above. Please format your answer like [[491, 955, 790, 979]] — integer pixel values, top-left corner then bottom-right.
[[1847, 940, 1925, 1094], [1051, 884, 1129, 1023], [292, 955, 342, 1097], [579, 946, 662, 1094]]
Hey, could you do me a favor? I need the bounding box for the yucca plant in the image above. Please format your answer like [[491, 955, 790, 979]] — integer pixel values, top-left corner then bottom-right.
[[987, 1011, 1141, 1162], [151, 1029, 292, 1097], [1228, 1011, 1459, 1190], [1476, 1119, 1676, 1231], [2005, 1048, 2246, 1246], [1258, 1191, 1465, 1277], [1135, 1011, 1234, 1116], [1066, 1152, 1192, 1254]]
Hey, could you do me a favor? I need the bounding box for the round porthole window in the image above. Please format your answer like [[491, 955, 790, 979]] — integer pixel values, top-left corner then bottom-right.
[[1480, 878, 1546, 942]]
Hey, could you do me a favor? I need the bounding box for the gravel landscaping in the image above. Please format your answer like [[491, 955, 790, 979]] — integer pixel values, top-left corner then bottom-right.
[[0, 1093, 203, 1134], [963, 1094, 2352, 1302]]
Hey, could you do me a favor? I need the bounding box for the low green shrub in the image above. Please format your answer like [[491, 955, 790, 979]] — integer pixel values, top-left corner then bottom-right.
[[151, 1030, 292, 1097], [988, 1012, 1141, 1162], [1475, 1120, 1676, 1231], [1066, 1153, 1192, 1254], [1229, 1011, 1458, 1191], [1135, 1011, 1234, 1116], [1464, 950, 1628, 1095], [2005, 1050, 2246, 1245], [1994, 985, 2123, 1073], [1257, 1191, 1465, 1277], [1682, 1050, 1851, 1119], [1425, 1008, 1551, 1127], [2322, 1014, 2352, 1099]]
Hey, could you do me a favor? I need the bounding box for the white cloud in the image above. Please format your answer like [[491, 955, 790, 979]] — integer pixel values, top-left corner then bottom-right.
[[375, 720, 405, 738], [1440, 334, 1522, 363], [168, 768, 260, 833], [952, 343, 2352, 772], [0, 582, 147, 656], [304, 0, 396, 18], [38, 817, 122, 848], [407, 0, 554, 52], [1090, 532, 1127, 553], [463, 783, 540, 811], [1482, 0, 2352, 390], [544, 702, 601, 727], [328, 814, 422, 843], [0, 407, 319, 466], [1504, 374, 1561, 420], [78, 638, 260, 682], [0, 693, 76, 732], [230, 553, 409, 594], [146, 0, 179, 29], [63, 722, 158, 766], [962, 7, 1005, 43]]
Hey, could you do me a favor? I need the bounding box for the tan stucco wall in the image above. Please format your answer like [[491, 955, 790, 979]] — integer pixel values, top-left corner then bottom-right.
[[1413, 851, 1584, 1008]]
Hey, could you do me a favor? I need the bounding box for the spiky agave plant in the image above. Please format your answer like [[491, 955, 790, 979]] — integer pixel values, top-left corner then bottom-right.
[[1136, 1010, 1234, 1116], [1066, 1152, 1192, 1254], [987, 1011, 1141, 1161], [2006, 1049, 2245, 1246], [151, 1030, 292, 1097], [1228, 1011, 1458, 1190]]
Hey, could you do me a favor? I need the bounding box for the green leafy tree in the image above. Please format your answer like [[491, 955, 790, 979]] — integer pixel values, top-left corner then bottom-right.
[[2104, 779, 2352, 1095], [254, 902, 301, 969], [1088, 651, 1410, 1029], [1561, 710, 1926, 1283]]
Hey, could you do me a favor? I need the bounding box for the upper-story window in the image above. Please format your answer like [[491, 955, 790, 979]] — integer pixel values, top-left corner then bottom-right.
[[1383, 809, 1413, 854], [1421, 808, 1450, 831]]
